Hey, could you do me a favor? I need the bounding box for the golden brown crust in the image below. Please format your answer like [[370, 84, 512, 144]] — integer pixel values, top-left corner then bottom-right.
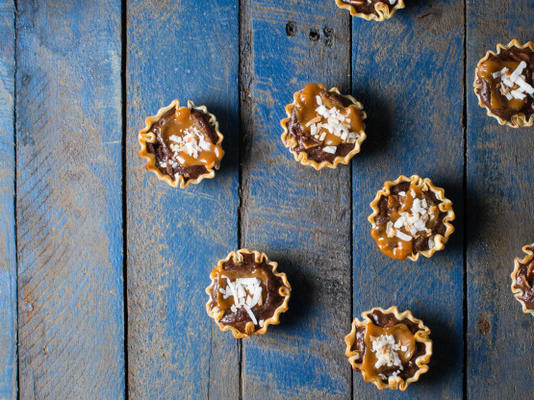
[[205, 248, 291, 339], [335, 0, 405, 21], [344, 306, 432, 391], [280, 86, 367, 170], [473, 39, 534, 128], [138, 99, 225, 188], [510, 243, 534, 317], [368, 175, 455, 261]]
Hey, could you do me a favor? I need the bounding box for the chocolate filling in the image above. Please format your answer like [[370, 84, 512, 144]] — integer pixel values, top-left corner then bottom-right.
[[209, 252, 287, 333], [375, 182, 447, 254], [513, 256, 534, 310], [146, 107, 218, 182], [351, 310, 428, 381], [287, 92, 356, 163], [341, 0, 398, 15], [475, 46, 534, 121]]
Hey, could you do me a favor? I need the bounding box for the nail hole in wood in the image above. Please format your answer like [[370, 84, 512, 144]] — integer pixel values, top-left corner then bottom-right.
[[286, 21, 297, 37], [309, 29, 320, 41]]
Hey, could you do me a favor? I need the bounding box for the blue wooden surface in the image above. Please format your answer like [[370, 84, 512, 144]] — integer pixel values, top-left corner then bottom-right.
[[352, 0, 465, 398], [126, 1, 240, 399], [0, 1, 17, 399], [15, 1, 125, 398], [466, 1, 534, 398], [240, 1, 352, 399], [2, 0, 534, 399]]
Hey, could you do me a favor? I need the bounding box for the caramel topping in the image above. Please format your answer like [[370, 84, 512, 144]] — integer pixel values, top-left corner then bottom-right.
[[294, 83, 363, 148], [371, 182, 441, 260], [478, 60, 528, 111], [211, 266, 270, 313], [159, 107, 223, 168], [362, 322, 416, 380]]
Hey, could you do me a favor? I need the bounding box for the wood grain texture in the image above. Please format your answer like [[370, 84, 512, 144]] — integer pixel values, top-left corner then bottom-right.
[[351, 0, 464, 398], [0, 1, 17, 399], [466, 1, 534, 399], [15, 1, 125, 398], [126, 1, 240, 399], [240, 1, 352, 399]]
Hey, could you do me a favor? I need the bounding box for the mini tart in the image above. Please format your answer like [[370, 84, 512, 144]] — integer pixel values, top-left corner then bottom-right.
[[205, 249, 291, 339], [511, 244, 534, 316], [368, 175, 455, 261], [344, 306, 432, 391], [281, 83, 366, 170], [335, 0, 405, 21], [138, 99, 224, 188], [474, 40, 534, 128]]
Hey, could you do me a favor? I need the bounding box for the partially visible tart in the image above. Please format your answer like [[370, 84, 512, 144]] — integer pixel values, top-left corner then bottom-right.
[[474, 40, 534, 128], [344, 306, 432, 391], [335, 0, 405, 21], [138, 99, 224, 188], [511, 244, 534, 316], [281, 83, 367, 170], [206, 249, 291, 338], [368, 175, 455, 261]]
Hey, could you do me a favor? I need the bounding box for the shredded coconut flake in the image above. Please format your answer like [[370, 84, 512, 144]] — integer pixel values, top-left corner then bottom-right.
[[220, 275, 263, 325], [371, 334, 405, 371], [323, 146, 337, 154]]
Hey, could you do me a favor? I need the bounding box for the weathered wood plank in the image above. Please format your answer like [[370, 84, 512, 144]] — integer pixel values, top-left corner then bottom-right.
[[126, 1, 240, 399], [0, 1, 17, 398], [240, 1, 352, 399], [352, 0, 464, 398], [466, 2, 534, 398], [15, 1, 125, 398]]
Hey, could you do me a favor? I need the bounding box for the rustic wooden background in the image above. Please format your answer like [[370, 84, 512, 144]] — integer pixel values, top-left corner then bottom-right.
[[0, 0, 533, 399]]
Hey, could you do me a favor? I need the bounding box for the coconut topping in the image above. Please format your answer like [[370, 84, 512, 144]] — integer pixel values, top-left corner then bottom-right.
[[492, 61, 534, 101], [169, 127, 213, 162], [220, 275, 263, 325], [371, 334, 407, 370], [307, 95, 360, 147], [388, 197, 437, 242]]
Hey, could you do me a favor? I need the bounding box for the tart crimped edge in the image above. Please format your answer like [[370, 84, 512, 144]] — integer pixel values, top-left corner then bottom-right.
[[510, 243, 534, 317], [344, 306, 433, 391], [138, 99, 225, 188], [335, 0, 405, 21], [205, 248, 291, 339], [280, 84, 367, 170], [368, 175, 456, 262], [473, 39, 534, 128]]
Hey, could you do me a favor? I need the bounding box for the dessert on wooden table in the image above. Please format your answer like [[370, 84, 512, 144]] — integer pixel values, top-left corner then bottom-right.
[[368, 175, 455, 261], [206, 249, 291, 338], [511, 244, 534, 316], [281, 83, 367, 170], [138, 99, 224, 188], [335, 0, 405, 21], [344, 306, 432, 391], [474, 40, 534, 128]]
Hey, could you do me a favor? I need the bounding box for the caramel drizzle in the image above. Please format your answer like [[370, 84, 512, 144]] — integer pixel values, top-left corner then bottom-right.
[[160, 107, 223, 168], [362, 322, 416, 380], [293, 83, 363, 149], [477, 59, 530, 111], [211, 265, 270, 313]]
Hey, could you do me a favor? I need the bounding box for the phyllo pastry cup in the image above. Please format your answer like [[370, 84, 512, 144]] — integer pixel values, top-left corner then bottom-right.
[[138, 99, 224, 188], [511, 244, 534, 317], [206, 249, 291, 339], [335, 0, 405, 21], [281, 83, 367, 170], [344, 306, 432, 391], [474, 39, 534, 128], [368, 175, 455, 261]]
